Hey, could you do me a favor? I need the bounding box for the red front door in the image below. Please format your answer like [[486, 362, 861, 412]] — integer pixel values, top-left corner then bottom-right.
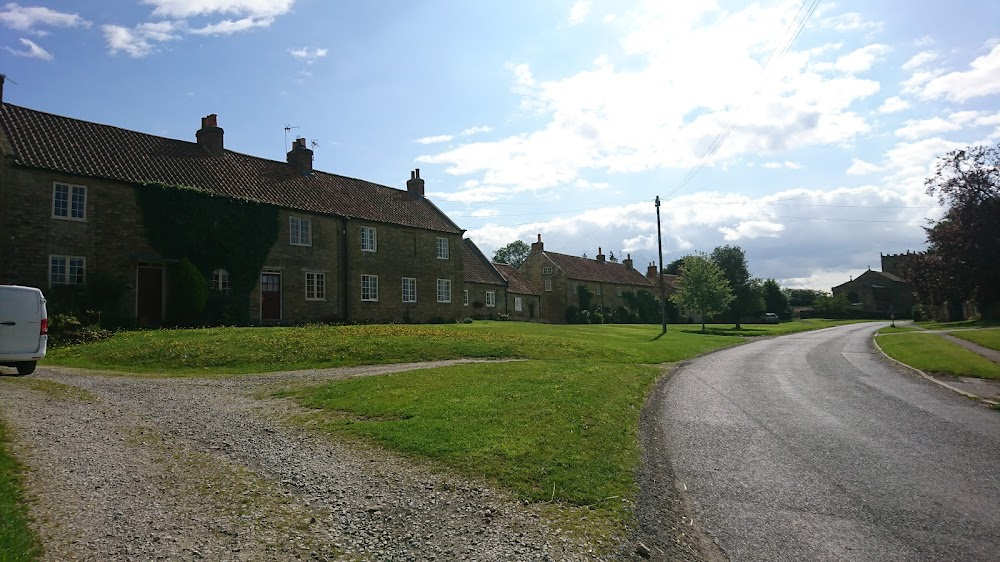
[[137, 265, 163, 327], [261, 272, 281, 322]]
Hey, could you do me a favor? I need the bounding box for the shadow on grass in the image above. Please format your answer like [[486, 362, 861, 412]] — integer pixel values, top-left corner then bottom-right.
[[678, 327, 768, 337]]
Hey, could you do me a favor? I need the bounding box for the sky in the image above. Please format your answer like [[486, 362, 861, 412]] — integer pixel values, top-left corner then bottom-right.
[[3, 1, 1000, 291]]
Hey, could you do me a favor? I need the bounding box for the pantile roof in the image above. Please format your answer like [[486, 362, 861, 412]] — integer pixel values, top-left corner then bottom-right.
[[493, 263, 541, 295], [462, 239, 505, 285], [0, 103, 462, 234], [544, 252, 654, 287]]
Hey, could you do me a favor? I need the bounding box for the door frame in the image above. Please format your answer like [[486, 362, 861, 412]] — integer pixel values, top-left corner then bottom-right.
[[260, 269, 282, 323]]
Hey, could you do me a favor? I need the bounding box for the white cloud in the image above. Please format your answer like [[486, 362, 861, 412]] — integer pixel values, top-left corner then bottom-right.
[[568, 0, 591, 25], [762, 161, 802, 169], [102, 21, 181, 57], [415, 135, 454, 145], [288, 46, 328, 63], [460, 126, 493, 136], [894, 117, 961, 140], [878, 96, 909, 114], [719, 220, 785, 241], [144, 0, 294, 19], [902, 50, 938, 71], [189, 16, 272, 34], [0, 3, 90, 32], [469, 209, 500, 218], [846, 158, 882, 176], [815, 44, 889, 74], [4, 37, 52, 60], [919, 43, 1000, 102], [819, 12, 882, 33]]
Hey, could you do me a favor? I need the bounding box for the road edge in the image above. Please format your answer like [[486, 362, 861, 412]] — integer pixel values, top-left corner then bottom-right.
[[871, 335, 1000, 406]]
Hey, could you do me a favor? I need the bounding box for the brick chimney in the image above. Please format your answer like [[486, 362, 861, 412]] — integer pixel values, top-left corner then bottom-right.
[[196, 114, 224, 156], [531, 233, 544, 254], [406, 168, 425, 197], [287, 137, 313, 176], [623, 253, 633, 270], [646, 262, 657, 278], [596, 247, 605, 263]]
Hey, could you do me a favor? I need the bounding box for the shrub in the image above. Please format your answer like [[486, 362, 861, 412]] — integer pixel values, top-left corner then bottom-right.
[[48, 313, 112, 346], [168, 258, 208, 326], [496, 313, 509, 321], [462, 317, 474, 324], [591, 312, 605, 324], [565, 305, 580, 324]]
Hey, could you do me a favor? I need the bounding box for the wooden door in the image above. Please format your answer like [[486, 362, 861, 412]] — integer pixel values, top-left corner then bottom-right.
[[261, 272, 281, 322], [137, 265, 163, 327]]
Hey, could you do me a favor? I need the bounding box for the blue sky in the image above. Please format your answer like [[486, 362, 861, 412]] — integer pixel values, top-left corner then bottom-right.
[[4, 1, 1000, 291]]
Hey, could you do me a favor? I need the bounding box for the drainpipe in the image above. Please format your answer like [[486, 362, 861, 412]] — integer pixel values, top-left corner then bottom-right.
[[340, 216, 350, 322]]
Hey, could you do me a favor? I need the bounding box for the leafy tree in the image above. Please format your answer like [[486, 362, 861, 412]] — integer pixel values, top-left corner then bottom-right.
[[762, 279, 789, 316], [784, 288, 827, 307], [710, 245, 752, 329], [670, 254, 734, 333], [664, 258, 685, 275], [911, 144, 1000, 318], [814, 292, 849, 319], [608, 251, 619, 263], [492, 240, 531, 268]]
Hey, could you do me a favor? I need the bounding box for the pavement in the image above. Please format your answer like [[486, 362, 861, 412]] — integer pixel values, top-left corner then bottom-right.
[[879, 323, 1000, 406]]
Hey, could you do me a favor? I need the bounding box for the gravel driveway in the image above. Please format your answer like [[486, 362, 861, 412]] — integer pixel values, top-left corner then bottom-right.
[[0, 361, 629, 561]]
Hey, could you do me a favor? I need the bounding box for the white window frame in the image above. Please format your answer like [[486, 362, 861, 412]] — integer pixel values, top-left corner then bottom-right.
[[305, 271, 326, 301], [542, 266, 553, 275], [544, 279, 552, 292], [361, 226, 377, 252], [486, 291, 496, 308], [436, 237, 449, 260], [515, 296, 523, 312], [289, 216, 312, 246], [616, 287, 623, 297], [463, 290, 469, 306], [436, 278, 451, 303], [52, 182, 87, 221], [211, 269, 231, 294], [596, 285, 602, 295], [361, 274, 379, 302], [402, 277, 417, 303], [49, 255, 86, 286]]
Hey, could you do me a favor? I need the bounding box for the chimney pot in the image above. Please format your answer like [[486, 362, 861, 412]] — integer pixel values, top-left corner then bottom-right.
[[196, 114, 224, 156], [287, 137, 314, 175], [406, 168, 425, 197]]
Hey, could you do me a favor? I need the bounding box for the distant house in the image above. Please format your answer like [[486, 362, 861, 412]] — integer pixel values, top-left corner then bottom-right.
[[520, 234, 658, 323], [493, 263, 541, 321], [832, 269, 913, 317], [0, 96, 466, 326], [462, 239, 507, 319]]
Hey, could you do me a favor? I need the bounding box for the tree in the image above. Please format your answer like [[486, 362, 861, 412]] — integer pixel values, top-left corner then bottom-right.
[[785, 288, 826, 307], [762, 279, 789, 317], [608, 251, 619, 263], [915, 144, 1000, 319], [710, 245, 752, 329], [492, 240, 531, 268], [664, 258, 685, 275], [670, 254, 734, 333]]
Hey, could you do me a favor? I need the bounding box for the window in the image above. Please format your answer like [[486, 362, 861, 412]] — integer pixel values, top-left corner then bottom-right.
[[306, 272, 326, 300], [542, 266, 553, 275], [361, 274, 378, 301], [49, 255, 85, 286], [616, 287, 623, 297], [52, 183, 86, 221], [290, 216, 312, 246], [464, 290, 469, 306], [211, 269, 231, 294], [361, 226, 377, 252], [436, 279, 451, 303], [402, 277, 416, 303], [436, 237, 449, 259], [515, 297, 523, 312], [486, 291, 496, 308], [595, 285, 602, 295], [544, 279, 552, 292]]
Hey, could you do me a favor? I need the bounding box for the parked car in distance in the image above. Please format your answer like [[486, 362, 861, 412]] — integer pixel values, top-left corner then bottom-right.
[[0, 285, 48, 376], [761, 312, 780, 324]]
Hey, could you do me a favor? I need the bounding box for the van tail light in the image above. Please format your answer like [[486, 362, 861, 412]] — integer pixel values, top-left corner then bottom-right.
[[40, 318, 48, 335]]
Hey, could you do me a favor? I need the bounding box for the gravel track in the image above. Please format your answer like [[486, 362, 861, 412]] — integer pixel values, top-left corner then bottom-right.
[[0, 361, 628, 561]]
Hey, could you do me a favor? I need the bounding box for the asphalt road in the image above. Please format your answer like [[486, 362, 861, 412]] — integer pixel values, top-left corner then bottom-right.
[[661, 322, 1000, 562]]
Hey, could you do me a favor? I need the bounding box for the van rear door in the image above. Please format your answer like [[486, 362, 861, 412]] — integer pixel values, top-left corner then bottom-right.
[[0, 286, 44, 355]]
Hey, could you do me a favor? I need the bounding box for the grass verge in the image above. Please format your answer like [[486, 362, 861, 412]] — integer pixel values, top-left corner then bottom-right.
[[950, 328, 1000, 352], [875, 332, 1000, 380], [0, 419, 41, 562]]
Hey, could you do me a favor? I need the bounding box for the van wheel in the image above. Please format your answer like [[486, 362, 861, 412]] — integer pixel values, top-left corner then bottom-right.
[[16, 362, 36, 376]]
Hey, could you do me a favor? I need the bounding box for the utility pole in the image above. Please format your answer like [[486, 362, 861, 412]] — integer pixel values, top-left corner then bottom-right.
[[656, 196, 667, 334]]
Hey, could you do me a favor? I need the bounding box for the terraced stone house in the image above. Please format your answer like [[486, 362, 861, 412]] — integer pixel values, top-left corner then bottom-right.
[[0, 96, 466, 326]]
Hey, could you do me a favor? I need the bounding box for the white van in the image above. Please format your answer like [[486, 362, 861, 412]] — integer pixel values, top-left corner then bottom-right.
[[0, 285, 48, 376]]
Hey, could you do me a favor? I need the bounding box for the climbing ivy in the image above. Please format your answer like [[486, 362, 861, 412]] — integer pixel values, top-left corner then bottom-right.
[[135, 183, 279, 324]]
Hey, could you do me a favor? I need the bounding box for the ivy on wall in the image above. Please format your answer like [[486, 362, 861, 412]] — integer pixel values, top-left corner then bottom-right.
[[135, 183, 279, 324]]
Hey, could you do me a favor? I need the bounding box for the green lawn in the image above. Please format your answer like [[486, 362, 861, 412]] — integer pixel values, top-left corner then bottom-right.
[[876, 332, 1000, 380], [43, 319, 863, 540], [951, 328, 1000, 352], [0, 419, 40, 562], [915, 319, 999, 331]]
